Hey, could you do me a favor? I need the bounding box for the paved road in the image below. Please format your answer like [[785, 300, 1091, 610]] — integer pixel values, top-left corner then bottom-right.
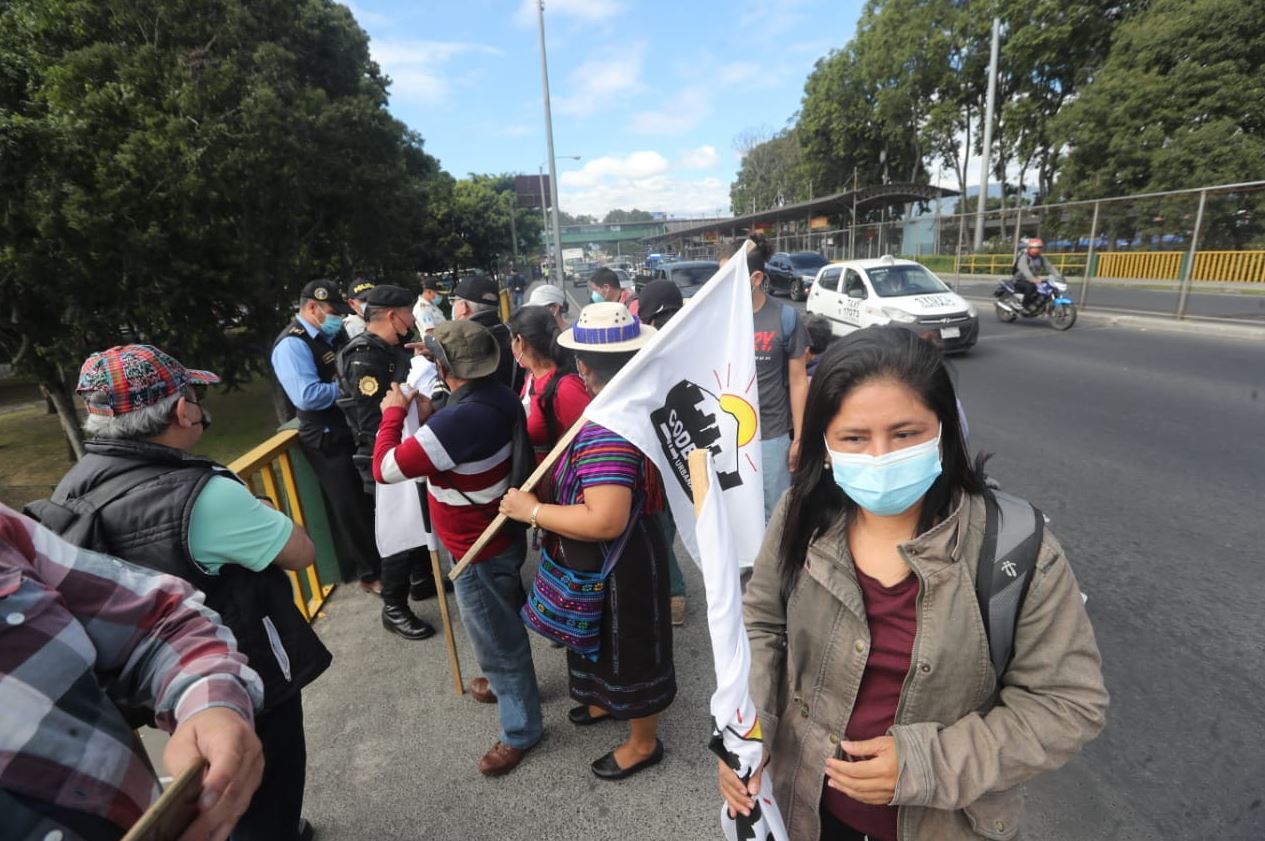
[[296, 296, 1264, 840], [951, 277, 1265, 321]]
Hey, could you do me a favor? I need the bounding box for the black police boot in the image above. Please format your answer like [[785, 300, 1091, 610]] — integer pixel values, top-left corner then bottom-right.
[[382, 604, 435, 640]]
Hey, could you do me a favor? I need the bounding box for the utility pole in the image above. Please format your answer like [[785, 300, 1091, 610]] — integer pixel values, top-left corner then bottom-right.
[[536, 0, 565, 285], [537, 166, 549, 266], [507, 193, 519, 264], [850, 167, 858, 259], [973, 16, 1001, 252]]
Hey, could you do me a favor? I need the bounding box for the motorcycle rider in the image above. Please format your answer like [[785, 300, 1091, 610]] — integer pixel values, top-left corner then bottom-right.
[[1012, 238, 1063, 309]]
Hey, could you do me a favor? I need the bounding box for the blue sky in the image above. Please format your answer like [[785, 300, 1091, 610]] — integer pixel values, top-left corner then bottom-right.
[[343, 0, 865, 219]]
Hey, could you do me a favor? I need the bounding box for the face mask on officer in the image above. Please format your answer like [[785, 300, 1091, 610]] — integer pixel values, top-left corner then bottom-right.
[[312, 302, 343, 338], [390, 310, 416, 345]]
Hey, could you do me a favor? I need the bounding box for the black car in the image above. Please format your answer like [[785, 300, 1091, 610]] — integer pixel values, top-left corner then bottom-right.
[[763, 252, 829, 301]]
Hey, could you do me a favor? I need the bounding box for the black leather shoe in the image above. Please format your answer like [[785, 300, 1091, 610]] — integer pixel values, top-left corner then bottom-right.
[[410, 576, 454, 601], [382, 605, 435, 640], [568, 705, 612, 726], [591, 739, 664, 780], [298, 818, 315, 841]]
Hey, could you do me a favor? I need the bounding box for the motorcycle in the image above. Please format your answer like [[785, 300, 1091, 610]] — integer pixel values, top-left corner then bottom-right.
[[993, 276, 1077, 330]]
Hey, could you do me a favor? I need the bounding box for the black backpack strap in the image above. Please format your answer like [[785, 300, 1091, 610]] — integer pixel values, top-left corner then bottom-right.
[[976, 489, 1044, 685], [538, 371, 572, 449], [25, 464, 173, 540]]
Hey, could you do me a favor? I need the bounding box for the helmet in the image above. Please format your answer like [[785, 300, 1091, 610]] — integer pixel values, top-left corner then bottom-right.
[[1026, 238, 1044, 251]]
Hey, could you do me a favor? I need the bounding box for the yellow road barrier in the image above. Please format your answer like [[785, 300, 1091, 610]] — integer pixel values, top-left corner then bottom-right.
[[955, 252, 1087, 276], [1096, 252, 1183, 281], [1192, 250, 1265, 283], [228, 429, 334, 622]]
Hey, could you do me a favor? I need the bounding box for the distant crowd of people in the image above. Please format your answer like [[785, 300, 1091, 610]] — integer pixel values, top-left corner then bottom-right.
[[2, 234, 1106, 841]]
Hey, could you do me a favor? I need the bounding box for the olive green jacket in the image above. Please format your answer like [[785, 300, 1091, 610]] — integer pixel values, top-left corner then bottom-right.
[[744, 492, 1108, 841]]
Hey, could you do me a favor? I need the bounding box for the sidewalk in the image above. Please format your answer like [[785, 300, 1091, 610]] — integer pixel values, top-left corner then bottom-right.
[[301, 544, 723, 841]]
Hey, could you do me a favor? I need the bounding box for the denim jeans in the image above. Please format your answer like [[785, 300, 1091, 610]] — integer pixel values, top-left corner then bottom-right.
[[761, 433, 792, 522], [451, 535, 542, 749]]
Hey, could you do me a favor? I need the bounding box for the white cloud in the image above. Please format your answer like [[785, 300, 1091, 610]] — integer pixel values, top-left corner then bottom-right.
[[560, 151, 670, 188], [554, 45, 645, 117], [718, 62, 762, 85], [555, 148, 731, 217], [680, 145, 720, 169], [370, 40, 503, 106], [629, 87, 711, 135], [561, 175, 731, 219], [514, 0, 624, 27], [344, 2, 391, 28]]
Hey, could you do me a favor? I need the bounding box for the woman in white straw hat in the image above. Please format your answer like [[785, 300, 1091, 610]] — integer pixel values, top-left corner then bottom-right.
[[500, 302, 676, 781]]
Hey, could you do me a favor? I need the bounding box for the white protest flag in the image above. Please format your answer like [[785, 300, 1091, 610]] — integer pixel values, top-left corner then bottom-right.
[[693, 453, 787, 841], [583, 250, 765, 568], [374, 355, 440, 556]]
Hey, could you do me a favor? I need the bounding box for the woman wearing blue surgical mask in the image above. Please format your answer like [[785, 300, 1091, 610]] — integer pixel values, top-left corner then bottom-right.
[[721, 326, 1108, 841]]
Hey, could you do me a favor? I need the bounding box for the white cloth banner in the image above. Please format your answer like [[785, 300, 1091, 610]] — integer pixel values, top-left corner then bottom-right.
[[373, 355, 439, 556], [582, 252, 765, 568], [695, 456, 788, 841]]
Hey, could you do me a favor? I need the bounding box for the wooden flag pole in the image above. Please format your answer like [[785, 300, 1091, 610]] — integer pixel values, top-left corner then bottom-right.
[[429, 547, 464, 695], [689, 448, 712, 520], [448, 414, 588, 582]]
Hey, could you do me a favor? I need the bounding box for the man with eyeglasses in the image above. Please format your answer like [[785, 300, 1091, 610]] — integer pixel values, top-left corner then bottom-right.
[[27, 343, 331, 841]]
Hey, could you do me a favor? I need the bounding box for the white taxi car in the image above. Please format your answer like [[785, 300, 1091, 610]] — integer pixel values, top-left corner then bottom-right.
[[806, 256, 979, 352]]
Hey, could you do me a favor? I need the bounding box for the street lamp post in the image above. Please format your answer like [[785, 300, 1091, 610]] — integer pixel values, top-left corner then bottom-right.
[[538, 155, 581, 282], [537, 165, 550, 269], [535, 0, 567, 285]]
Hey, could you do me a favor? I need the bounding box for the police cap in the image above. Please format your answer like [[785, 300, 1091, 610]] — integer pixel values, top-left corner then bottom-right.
[[361, 284, 415, 309]]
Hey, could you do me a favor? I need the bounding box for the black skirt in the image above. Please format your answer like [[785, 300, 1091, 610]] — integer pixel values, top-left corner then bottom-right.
[[562, 516, 677, 719]]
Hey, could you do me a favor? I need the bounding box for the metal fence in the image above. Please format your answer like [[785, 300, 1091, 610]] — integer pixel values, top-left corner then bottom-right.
[[686, 180, 1265, 324]]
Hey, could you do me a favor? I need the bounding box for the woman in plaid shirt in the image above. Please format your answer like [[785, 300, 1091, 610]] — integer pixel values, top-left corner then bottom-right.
[[0, 504, 265, 840]]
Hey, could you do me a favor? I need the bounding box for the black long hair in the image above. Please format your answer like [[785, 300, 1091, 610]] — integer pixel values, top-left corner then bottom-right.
[[777, 326, 985, 602], [509, 305, 573, 372]]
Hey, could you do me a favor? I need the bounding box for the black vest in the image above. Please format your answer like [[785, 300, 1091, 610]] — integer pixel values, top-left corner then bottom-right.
[[48, 439, 331, 711], [272, 318, 352, 450], [468, 309, 520, 392], [335, 330, 410, 491]]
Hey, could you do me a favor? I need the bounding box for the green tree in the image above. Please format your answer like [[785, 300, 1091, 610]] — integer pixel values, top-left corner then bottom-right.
[[555, 210, 597, 226], [440, 173, 541, 273], [602, 208, 654, 223], [730, 127, 812, 214], [0, 0, 449, 455], [1054, 0, 1265, 199]]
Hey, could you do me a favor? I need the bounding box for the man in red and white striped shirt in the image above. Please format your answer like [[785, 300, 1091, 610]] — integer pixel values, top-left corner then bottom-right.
[[374, 320, 542, 778], [0, 504, 264, 840]]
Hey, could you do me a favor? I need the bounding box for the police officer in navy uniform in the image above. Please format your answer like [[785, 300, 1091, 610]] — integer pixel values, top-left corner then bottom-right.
[[271, 279, 383, 593], [335, 284, 437, 640]]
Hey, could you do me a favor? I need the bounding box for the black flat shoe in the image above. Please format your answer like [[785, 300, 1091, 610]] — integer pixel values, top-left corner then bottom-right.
[[568, 705, 612, 726], [591, 739, 664, 780]]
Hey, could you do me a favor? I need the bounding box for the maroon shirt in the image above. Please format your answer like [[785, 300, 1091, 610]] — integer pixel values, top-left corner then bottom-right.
[[823, 564, 919, 841]]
